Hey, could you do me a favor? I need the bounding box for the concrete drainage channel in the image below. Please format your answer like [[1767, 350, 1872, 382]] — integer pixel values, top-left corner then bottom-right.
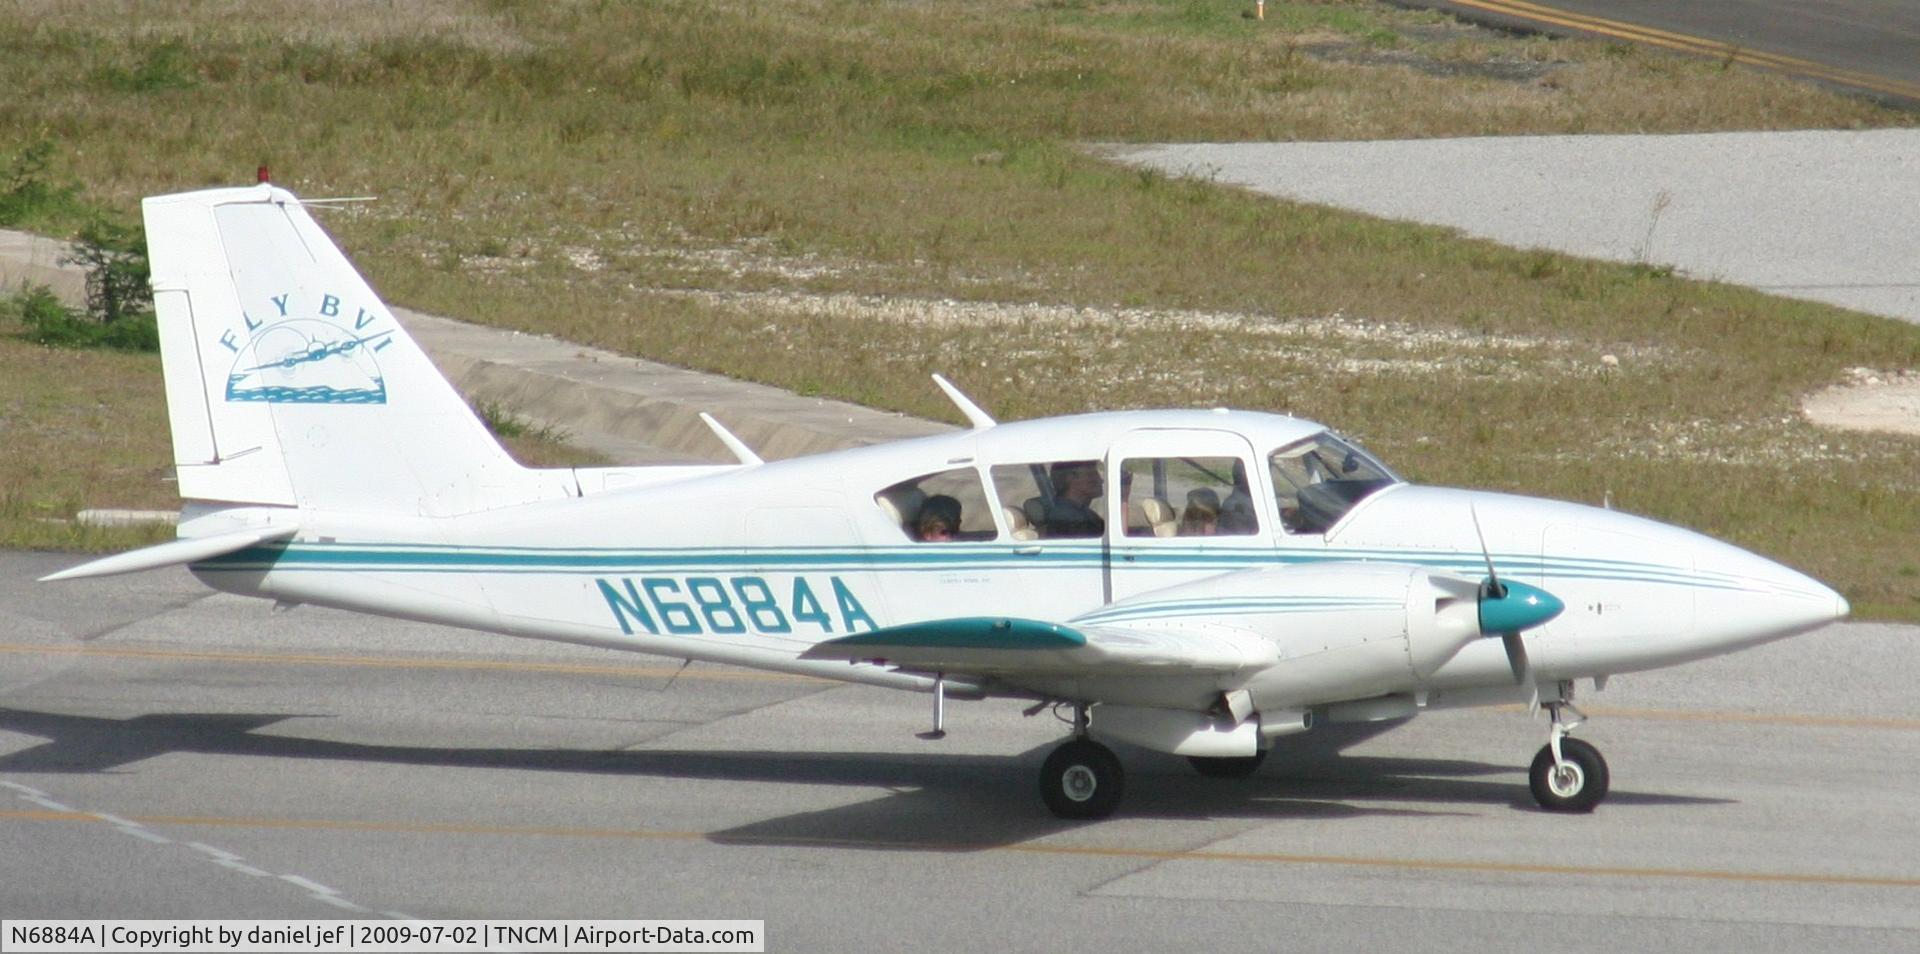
[[0, 228, 952, 529]]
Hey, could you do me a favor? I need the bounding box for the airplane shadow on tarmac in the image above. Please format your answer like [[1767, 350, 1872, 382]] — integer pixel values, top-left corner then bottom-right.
[[0, 707, 1730, 852]]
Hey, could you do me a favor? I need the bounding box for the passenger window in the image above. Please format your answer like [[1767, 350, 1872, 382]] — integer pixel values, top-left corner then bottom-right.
[[1117, 456, 1258, 537], [989, 460, 1107, 540], [875, 468, 997, 542]]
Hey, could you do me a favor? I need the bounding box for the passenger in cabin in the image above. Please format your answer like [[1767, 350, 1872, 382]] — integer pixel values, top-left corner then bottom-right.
[[1179, 488, 1221, 536], [1042, 461, 1105, 538], [914, 495, 963, 543]]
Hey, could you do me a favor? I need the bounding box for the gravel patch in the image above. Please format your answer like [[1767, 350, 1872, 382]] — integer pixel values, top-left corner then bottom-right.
[[1803, 367, 1920, 437]]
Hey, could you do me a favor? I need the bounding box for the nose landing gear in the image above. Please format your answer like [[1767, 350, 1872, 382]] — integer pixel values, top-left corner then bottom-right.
[[1529, 700, 1609, 813]]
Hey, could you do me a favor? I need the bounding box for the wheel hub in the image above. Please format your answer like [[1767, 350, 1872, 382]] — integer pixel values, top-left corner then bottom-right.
[[1548, 761, 1585, 798], [1062, 764, 1097, 802]]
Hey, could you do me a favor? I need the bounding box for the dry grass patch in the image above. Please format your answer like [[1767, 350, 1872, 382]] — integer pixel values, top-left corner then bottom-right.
[[2, 0, 533, 53], [0, 333, 173, 549]]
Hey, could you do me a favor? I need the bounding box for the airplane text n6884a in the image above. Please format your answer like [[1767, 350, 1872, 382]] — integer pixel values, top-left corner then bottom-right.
[[44, 184, 1848, 819]]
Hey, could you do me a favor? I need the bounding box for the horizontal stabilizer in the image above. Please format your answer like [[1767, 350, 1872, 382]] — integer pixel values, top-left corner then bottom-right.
[[801, 615, 1273, 676], [39, 525, 299, 582]]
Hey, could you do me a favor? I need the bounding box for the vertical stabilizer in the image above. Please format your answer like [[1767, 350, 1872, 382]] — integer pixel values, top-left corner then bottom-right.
[[144, 185, 553, 515]]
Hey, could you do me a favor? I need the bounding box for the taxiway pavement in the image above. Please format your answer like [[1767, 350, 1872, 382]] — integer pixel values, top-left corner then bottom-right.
[[4, 552, 1917, 950], [1113, 129, 1920, 327]]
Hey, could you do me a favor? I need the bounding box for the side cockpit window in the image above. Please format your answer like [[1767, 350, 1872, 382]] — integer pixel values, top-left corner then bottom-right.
[[875, 467, 998, 543]]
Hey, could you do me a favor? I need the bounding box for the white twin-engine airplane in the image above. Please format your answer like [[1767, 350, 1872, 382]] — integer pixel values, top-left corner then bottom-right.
[[45, 184, 1848, 819]]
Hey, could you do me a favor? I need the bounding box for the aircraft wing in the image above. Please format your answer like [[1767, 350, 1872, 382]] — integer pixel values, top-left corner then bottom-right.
[[797, 616, 1277, 676]]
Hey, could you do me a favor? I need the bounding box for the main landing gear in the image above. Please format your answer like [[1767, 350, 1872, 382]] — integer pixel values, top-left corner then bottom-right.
[[1529, 700, 1609, 813], [1033, 696, 1613, 819], [1039, 704, 1124, 820]]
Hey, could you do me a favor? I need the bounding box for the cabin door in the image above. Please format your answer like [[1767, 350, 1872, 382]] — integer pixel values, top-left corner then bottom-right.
[[1104, 428, 1269, 605]]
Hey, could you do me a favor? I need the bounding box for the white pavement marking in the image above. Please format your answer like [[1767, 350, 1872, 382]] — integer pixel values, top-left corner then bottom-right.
[[5, 775, 405, 917], [187, 841, 271, 877], [1112, 129, 1920, 326], [96, 812, 173, 844], [280, 874, 369, 912]]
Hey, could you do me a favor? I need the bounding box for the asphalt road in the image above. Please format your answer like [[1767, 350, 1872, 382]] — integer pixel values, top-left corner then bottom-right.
[[1402, 0, 1920, 103], [5, 551, 1919, 951]]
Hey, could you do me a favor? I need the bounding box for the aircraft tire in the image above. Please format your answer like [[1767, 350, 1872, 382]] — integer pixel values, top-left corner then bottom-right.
[[1187, 751, 1267, 778], [1529, 737, 1609, 813], [1041, 739, 1124, 820]]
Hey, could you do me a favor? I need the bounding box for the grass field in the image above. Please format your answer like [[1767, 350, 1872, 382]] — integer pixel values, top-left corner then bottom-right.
[[1, 0, 1917, 617]]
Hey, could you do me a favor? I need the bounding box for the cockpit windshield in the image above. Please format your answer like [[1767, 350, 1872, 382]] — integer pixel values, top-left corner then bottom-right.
[[1268, 432, 1399, 534]]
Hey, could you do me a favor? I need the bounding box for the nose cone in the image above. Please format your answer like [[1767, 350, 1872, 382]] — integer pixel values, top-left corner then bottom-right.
[[1692, 537, 1849, 649], [1479, 580, 1565, 635]]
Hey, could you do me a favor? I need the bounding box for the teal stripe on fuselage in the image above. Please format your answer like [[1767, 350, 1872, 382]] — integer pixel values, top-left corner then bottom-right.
[[193, 542, 1769, 594], [200, 538, 1737, 583]]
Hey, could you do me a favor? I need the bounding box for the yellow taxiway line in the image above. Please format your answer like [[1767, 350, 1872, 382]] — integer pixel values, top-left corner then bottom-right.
[[0, 641, 825, 684], [3, 808, 1917, 889], [1446, 0, 1920, 102], [1584, 705, 1920, 732], [1498, 703, 1920, 732]]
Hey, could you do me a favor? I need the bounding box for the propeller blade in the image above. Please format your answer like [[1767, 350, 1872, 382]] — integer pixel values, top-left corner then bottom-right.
[[1467, 502, 1550, 714], [1502, 631, 1541, 714], [1501, 630, 1530, 684], [1468, 502, 1504, 599]]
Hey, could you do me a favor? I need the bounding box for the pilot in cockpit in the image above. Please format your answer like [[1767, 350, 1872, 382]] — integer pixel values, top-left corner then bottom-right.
[[1042, 461, 1105, 538]]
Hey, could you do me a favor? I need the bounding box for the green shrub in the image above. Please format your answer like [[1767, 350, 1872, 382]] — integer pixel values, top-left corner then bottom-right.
[[0, 141, 83, 229], [7, 285, 91, 347], [5, 280, 157, 353], [0, 143, 154, 344], [64, 218, 153, 330]]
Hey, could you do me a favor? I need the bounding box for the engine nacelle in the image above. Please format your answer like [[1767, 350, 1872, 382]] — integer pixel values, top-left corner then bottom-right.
[[1249, 565, 1487, 709], [1100, 562, 1496, 712]]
